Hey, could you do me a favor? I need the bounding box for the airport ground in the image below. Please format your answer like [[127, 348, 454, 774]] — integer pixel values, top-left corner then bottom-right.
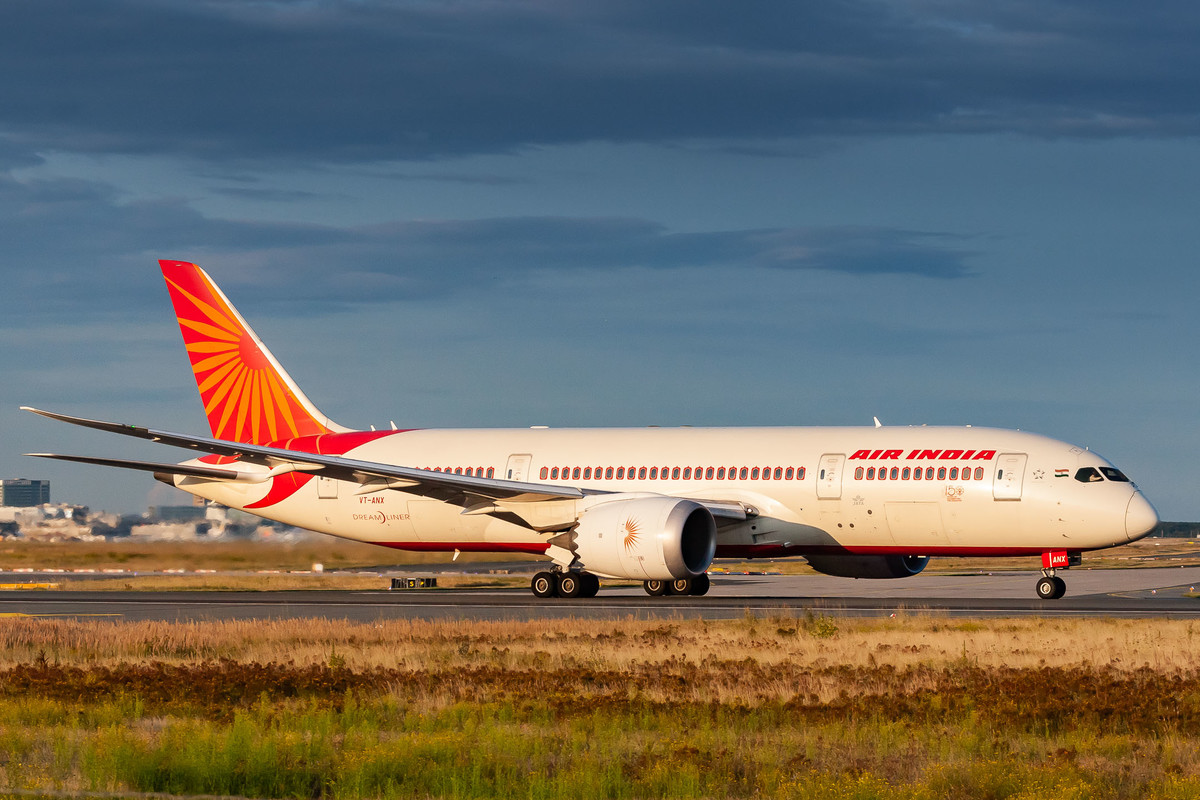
[[4, 538, 1200, 798]]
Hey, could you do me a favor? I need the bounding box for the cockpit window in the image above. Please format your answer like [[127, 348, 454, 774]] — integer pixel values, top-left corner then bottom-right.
[[1074, 467, 1104, 483], [1100, 467, 1130, 482]]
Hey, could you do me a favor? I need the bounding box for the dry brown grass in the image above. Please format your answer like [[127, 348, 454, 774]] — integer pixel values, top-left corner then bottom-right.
[[0, 537, 541, 572], [4, 615, 1200, 798], [1, 615, 1196, 678]]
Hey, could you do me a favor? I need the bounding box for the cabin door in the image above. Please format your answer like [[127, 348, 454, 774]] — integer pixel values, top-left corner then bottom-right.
[[504, 454, 533, 482], [816, 454, 845, 499], [993, 453, 1027, 500]]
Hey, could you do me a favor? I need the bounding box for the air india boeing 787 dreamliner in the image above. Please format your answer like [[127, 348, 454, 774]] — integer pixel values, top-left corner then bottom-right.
[[24, 260, 1158, 600]]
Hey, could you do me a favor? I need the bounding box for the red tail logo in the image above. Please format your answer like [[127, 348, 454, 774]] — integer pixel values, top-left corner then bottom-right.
[[160, 260, 335, 444]]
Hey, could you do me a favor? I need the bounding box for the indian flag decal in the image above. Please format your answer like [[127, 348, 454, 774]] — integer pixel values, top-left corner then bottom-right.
[[1055, 468, 1069, 477]]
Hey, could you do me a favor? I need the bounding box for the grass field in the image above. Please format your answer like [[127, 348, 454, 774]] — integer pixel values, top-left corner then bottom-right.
[[2, 614, 1200, 798], [2, 535, 1198, 586]]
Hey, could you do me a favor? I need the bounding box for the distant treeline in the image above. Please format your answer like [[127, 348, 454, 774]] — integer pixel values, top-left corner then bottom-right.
[[1155, 522, 1200, 538]]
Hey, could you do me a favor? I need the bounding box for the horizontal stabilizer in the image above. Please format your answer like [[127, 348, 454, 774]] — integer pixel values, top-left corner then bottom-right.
[[26, 453, 242, 481]]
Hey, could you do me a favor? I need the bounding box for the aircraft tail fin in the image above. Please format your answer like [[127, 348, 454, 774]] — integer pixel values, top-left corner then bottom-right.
[[159, 260, 349, 444]]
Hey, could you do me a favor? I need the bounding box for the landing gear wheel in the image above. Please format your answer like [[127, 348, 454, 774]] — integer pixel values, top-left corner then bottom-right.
[[688, 573, 710, 596], [668, 578, 693, 595], [644, 579, 668, 596], [557, 572, 583, 598], [1036, 576, 1067, 600], [531, 571, 557, 598], [579, 572, 600, 598]]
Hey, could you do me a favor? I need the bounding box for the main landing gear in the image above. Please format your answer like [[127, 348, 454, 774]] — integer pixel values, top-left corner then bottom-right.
[[643, 574, 710, 597], [528, 571, 712, 598], [530, 570, 600, 599]]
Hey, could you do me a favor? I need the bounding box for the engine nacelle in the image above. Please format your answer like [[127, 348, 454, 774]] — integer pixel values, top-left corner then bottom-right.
[[804, 554, 929, 579], [572, 495, 716, 581]]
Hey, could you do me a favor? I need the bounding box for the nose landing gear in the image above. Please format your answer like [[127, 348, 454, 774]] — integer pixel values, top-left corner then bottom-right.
[[1036, 550, 1079, 600], [1036, 573, 1067, 600]]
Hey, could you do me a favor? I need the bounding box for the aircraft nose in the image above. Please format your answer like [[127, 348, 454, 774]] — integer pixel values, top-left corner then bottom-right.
[[1126, 492, 1159, 540]]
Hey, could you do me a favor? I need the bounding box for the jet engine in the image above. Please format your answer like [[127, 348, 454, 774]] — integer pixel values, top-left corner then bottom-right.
[[571, 495, 716, 581], [804, 554, 929, 579]]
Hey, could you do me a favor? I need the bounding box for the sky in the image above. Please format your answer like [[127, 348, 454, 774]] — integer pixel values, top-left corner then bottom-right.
[[1, 0, 1198, 520]]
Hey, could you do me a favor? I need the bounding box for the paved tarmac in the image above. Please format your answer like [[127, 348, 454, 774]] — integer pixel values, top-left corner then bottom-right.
[[3, 566, 1200, 622]]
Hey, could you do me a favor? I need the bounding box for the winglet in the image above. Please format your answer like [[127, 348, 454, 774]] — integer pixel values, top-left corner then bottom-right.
[[159, 260, 348, 444]]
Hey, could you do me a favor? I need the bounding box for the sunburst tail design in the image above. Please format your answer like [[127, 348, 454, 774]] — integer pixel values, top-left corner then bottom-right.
[[160, 260, 349, 445]]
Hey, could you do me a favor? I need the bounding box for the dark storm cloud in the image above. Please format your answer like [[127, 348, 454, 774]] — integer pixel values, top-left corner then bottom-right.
[[0, 173, 970, 316], [2, 0, 1198, 162]]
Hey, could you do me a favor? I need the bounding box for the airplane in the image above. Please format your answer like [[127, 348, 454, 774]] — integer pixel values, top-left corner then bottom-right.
[[23, 260, 1159, 600]]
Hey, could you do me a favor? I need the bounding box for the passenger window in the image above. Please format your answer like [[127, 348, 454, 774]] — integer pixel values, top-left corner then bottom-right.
[[937, 467, 946, 480], [960, 466, 970, 481], [583, 467, 591, 480], [878, 467, 886, 481], [798, 467, 806, 479], [774, 467, 783, 480], [649, 467, 658, 479], [606, 467, 614, 479], [949, 467, 958, 480], [661, 466, 669, 479], [486, 467, 494, 478], [855, 467, 864, 480], [616, 467, 625, 479], [890, 467, 899, 480], [867, 467, 876, 479], [974, 467, 984, 480], [740, 467, 749, 480], [729, 466, 737, 480], [540, 467, 549, 479], [628, 466, 636, 478], [914, 468, 923, 481], [682, 467, 691, 479], [785, 467, 794, 480], [925, 467, 934, 480], [672, 467, 681, 480], [639, 467, 647, 480], [1100, 467, 1130, 482], [1075, 467, 1104, 483], [707, 467, 715, 479], [902, 467, 910, 480], [717, 467, 726, 479], [573, 467, 581, 480], [751, 467, 760, 480]]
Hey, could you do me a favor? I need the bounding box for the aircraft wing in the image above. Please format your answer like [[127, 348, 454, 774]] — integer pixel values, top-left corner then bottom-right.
[[23, 407, 752, 522], [22, 407, 584, 504]]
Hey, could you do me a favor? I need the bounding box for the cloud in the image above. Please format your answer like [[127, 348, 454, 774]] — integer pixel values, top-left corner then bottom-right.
[[2, 1, 1199, 163], [0, 167, 972, 317]]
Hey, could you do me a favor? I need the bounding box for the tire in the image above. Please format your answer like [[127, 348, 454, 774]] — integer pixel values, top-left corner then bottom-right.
[[579, 572, 600, 598], [1036, 576, 1058, 599], [1052, 576, 1067, 599], [688, 573, 710, 596], [644, 579, 668, 596], [531, 571, 557, 598], [668, 578, 693, 595], [557, 572, 583, 598]]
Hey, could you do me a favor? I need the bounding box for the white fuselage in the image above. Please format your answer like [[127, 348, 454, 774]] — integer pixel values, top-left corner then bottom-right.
[[175, 424, 1158, 559]]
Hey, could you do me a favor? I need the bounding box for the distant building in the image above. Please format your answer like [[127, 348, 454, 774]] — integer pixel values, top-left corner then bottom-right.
[[148, 505, 207, 523], [1, 479, 50, 507]]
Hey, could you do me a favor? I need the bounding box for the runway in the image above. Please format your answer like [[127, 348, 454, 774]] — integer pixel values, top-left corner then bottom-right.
[[3, 566, 1200, 621]]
